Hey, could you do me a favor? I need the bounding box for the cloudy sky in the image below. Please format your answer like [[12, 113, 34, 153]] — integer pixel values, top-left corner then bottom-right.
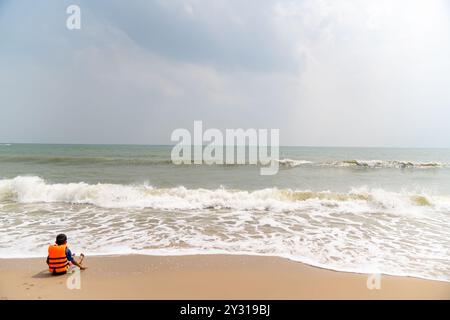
[[1, 0, 449, 147]]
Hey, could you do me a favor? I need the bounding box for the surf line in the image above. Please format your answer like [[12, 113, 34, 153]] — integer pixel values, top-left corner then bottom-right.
[[170, 120, 280, 175]]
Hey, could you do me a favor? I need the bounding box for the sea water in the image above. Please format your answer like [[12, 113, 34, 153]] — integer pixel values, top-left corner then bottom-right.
[[0, 144, 449, 281]]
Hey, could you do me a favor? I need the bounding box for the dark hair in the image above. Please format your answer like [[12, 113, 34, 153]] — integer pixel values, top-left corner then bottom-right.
[[56, 234, 67, 245]]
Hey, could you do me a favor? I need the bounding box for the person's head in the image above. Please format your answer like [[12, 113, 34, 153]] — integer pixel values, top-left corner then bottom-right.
[[56, 234, 67, 245]]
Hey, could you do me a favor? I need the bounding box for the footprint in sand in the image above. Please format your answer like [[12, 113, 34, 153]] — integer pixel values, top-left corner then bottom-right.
[[22, 282, 35, 290]]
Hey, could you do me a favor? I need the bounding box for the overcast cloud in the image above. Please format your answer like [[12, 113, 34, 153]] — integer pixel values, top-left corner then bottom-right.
[[0, 0, 449, 147]]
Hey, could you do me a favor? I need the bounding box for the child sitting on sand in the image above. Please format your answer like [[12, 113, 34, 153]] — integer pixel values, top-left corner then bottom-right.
[[47, 234, 86, 274]]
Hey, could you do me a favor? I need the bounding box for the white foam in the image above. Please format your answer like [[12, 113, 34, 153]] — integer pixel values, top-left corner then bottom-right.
[[331, 159, 445, 168], [276, 158, 313, 168]]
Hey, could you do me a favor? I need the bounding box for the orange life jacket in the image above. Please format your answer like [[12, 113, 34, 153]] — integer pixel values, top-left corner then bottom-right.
[[47, 244, 69, 274]]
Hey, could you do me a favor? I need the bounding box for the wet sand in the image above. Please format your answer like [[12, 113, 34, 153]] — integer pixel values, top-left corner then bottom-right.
[[1, 254, 449, 299]]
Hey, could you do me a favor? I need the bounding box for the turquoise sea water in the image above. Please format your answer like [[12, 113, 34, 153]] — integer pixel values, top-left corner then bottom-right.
[[0, 144, 449, 281]]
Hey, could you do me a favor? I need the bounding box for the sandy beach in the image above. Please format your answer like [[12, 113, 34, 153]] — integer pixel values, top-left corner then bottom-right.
[[1, 254, 449, 300]]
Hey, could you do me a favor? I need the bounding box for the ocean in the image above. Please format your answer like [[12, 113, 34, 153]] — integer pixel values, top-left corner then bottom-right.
[[0, 144, 449, 281]]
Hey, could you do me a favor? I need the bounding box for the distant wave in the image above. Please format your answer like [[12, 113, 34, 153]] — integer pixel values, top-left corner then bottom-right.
[[275, 159, 445, 169], [275, 158, 313, 168], [0, 155, 173, 166], [0, 154, 446, 169], [329, 159, 444, 168], [0, 155, 314, 168]]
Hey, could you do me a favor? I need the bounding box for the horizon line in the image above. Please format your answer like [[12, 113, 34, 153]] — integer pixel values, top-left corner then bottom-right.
[[1, 142, 449, 149]]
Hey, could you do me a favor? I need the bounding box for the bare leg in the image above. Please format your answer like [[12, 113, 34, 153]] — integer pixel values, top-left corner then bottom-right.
[[78, 253, 85, 265]]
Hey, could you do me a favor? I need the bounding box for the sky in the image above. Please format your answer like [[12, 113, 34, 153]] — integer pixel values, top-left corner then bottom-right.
[[0, 0, 449, 147]]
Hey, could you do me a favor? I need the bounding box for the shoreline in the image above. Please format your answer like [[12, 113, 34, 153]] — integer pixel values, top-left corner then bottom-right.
[[1, 254, 449, 300]]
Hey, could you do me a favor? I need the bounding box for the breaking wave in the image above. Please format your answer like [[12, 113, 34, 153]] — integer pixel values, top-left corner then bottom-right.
[[276, 158, 313, 168], [0, 176, 448, 212], [330, 159, 444, 168]]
